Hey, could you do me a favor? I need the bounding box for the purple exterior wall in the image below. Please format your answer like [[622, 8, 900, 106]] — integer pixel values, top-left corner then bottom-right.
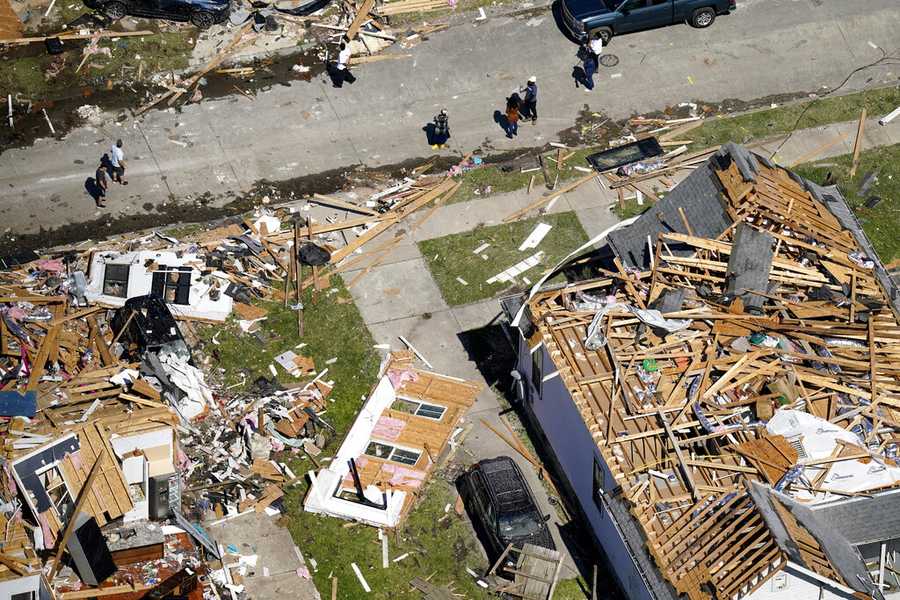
[[515, 333, 661, 600]]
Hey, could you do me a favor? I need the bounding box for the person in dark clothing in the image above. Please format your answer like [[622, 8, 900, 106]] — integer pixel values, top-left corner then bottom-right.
[[432, 109, 450, 148], [505, 93, 521, 138], [94, 164, 109, 206], [581, 42, 598, 90], [521, 77, 538, 124]]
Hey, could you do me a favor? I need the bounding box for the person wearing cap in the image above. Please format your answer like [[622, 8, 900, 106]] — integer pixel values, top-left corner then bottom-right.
[[521, 77, 538, 124]]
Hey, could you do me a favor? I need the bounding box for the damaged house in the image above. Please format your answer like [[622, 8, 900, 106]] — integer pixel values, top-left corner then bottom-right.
[[502, 143, 900, 600], [305, 353, 481, 528], [84, 250, 233, 322]]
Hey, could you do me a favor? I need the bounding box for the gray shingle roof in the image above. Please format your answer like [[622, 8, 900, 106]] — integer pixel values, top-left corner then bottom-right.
[[811, 489, 900, 546], [726, 223, 774, 312], [605, 155, 731, 269], [749, 482, 880, 598], [601, 143, 900, 321]]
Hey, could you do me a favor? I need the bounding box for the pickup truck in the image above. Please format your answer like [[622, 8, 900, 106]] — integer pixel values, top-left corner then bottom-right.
[[561, 0, 736, 43]]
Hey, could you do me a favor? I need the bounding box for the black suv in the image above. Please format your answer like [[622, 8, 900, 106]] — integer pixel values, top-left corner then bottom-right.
[[458, 456, 555, 566], [84, 0, 229, 29]]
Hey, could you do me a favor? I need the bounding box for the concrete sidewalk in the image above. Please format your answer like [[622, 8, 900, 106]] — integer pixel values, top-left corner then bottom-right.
[[1, 0, 897, 235]]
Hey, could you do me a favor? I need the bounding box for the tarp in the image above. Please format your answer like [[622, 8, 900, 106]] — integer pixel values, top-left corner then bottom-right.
[[0, 390, 36, 417]]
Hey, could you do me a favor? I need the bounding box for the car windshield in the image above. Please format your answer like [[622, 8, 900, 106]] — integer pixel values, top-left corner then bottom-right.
[[498, 512, 540, 539]]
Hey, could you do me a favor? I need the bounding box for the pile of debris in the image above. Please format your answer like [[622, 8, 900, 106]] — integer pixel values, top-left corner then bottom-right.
[[0, 164, 460, 599], [516, 142, 900, 599]]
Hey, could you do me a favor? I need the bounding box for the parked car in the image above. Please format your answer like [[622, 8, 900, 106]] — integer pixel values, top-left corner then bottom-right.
[[83, 0, 230, 29], [560, 0, 736, 43], [458, 456, 555, 567]]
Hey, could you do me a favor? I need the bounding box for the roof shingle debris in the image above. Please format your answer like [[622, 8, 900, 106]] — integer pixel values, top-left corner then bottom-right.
[[524, 143, 900, 600]]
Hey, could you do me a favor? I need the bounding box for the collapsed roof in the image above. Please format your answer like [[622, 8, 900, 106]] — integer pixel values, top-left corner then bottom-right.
[[522, 143, 900, 599]]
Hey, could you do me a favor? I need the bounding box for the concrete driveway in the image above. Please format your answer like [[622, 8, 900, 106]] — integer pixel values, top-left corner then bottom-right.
[[1, 0, 897, 236]]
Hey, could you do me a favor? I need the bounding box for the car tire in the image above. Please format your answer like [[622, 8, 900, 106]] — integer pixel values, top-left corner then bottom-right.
[[690, 7, 715, 28], [191, 10, 215, 29], [102, 1, 126, 19], [591, 26, 613, 45]]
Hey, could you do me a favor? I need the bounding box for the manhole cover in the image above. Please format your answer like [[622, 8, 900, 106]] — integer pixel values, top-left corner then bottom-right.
[[600, 54, 620, 67]]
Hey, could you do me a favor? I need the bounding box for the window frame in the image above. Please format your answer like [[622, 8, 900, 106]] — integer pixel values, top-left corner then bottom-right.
[[391, 396, 447, 421], [35, 463, 74, 516], [364, 440, 422, 466], [102, 263, 131, 298], [151, 265, 192, 306], [592, 458, 605, 511]]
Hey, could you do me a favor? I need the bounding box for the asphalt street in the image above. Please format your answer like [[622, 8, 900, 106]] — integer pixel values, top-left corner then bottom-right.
[[0, 0, 898, 235]]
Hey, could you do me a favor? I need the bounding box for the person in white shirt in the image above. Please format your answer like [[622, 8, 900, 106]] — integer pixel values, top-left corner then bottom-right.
[[330, 37, 356, 87], [109, 139, 127, 185], [589, 34, 604, 59]]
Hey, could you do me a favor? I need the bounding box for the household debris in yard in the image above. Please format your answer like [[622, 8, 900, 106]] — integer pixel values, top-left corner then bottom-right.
[[304, 351, 480, 527], [1, 0, 456, 123], [504, 135, 720, 222], [507, 142, 900, 599], [0, 159, 463, 600]]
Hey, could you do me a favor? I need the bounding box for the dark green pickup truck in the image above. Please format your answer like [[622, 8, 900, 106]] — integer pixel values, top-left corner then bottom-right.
[[561, 0, 736, 43]]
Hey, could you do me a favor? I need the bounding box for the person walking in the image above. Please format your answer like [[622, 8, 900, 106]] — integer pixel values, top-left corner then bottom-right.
[[581, 43, 598, 91], [330, 37, 356, 88], [94, 163, 109, 207], [432, 109, 450, 148], [589, 32, 604, 61], [521, 77, 538, 124], [109, 139, 127, 185], [505, 93, 520, 138]]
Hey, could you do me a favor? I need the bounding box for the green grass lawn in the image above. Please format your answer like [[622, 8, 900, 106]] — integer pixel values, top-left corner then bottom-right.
[[197, 280, 492, 597], [453, 148, 597, 204], [793, 142, 900, 263], [197, 274, 595, 598], [688, 86, 900, 151], [196, 276, 380, 437], [419, 211, 589, 306], [283, 477, 493, 599]]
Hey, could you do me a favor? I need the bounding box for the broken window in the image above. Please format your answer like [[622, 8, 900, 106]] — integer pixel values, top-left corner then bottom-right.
[[37, 464, 73, 516], [103, 264, 130, 298], [391, 397, 447, 421], [365, 441, 421, 466], [151, 266, 192, 305]]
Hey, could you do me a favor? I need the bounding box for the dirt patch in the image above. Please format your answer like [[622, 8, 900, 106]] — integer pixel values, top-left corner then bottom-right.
[[0, 153, 461, 254], [0, 42, 329, 153]]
